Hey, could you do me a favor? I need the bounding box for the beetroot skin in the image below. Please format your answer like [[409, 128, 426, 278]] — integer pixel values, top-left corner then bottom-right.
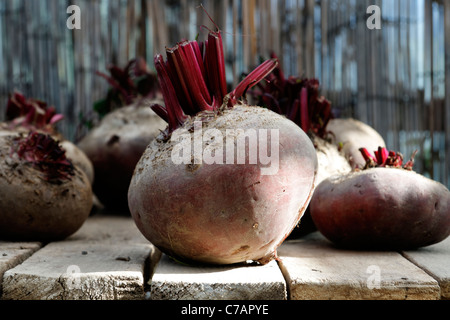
[[128, 29, 317, 265], [128, 105, 317, 265], [0, 133, 93, 241], [310, 167, 450, 250], [78, 103, 166, 210]]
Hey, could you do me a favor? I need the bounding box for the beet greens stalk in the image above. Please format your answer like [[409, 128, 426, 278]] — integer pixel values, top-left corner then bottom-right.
[[250, 53, 332, 139], [151, 30, 279, 134], [6, 92, 64, 132], [359, 146, 418, 171], [94, 57, 160, 117]]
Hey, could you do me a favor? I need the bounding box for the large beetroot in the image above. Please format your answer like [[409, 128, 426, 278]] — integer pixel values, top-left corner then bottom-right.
[[310, 147, 450, 249], [128, 30, 318, 265]]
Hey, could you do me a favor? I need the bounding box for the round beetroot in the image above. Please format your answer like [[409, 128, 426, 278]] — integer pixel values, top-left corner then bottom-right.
[[127, 30, 318, 265], [77, 103, 166, 210], [310, 149, 450, 250], [0, 133, 93, 241], [128, 104, 317, 264]]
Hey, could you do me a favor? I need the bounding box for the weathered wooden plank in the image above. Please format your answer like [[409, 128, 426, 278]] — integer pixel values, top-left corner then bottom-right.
[[1, 215, 160, 300], [150, 254, 286, 300], [402, 237, 450, 300], [278, 233, 440, 300], [0, 242, 42, 295]]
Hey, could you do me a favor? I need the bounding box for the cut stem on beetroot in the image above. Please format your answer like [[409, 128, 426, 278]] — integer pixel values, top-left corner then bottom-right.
[[359, 147, 418, 171], [12, 131, 74, 183], [151, 29, 278, 134], [5, 92, 64, 133], [249, 53, 332, 139]]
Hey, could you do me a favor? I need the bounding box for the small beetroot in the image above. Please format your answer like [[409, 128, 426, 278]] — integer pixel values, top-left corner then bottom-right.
[[1, 92, 94, 185], [310, 147, 450, 249], [128, 30, 317, 265]]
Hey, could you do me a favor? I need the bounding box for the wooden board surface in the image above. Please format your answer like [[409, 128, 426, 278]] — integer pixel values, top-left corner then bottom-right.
[[0, 242, 42, 294], [402, 237, 450, 300], [277, 233, 441, 300], [150, 254, 286, 300], [0, 215, 448, 300], [1, 215, 159, 300]]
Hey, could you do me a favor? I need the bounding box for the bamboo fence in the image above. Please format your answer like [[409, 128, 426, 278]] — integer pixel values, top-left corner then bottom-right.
[[0, 0, 449, 187]]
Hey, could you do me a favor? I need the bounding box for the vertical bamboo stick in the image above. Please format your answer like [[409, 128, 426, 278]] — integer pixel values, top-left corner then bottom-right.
[[425, 0, 434, 178], [296, 0, 303, 77], [242, 0, 250, 70], [444, 0, 450, 186], [356, 0, 367, 123], [304, 0, 314, 77], [321, 0, 328, 92]]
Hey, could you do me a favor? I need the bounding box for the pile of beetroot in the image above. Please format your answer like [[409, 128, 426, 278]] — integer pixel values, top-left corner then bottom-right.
[[126, 28, 449, 264], [0, 23, 449, 265]]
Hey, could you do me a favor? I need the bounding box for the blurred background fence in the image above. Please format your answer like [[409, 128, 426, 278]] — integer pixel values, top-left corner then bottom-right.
[[0, 0, 449, 188]]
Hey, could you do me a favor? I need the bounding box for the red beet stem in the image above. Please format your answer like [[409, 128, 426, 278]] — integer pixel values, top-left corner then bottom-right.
[[403, 150, 418, 171], [204, 31, 228, 106], [5, 92, 64, 131], [300, 87, 311, 133], [96, 70, 133, 104], [152, 30, 278, 133], [374, 146, 389, 166], [359, 148, 377, 163], [359, 147, 417, 170], [248, 58, 332, 138], [231, 58, 279, 102], [153, 54, 188, 133]]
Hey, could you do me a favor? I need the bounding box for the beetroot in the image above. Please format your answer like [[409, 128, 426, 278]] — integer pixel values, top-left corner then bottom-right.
[[128, 30, 318, 265], [0, 132, 93, 241], [77, 103, 166, 210], [77, 58, 166, 210], [310, 147, 450, 249]]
